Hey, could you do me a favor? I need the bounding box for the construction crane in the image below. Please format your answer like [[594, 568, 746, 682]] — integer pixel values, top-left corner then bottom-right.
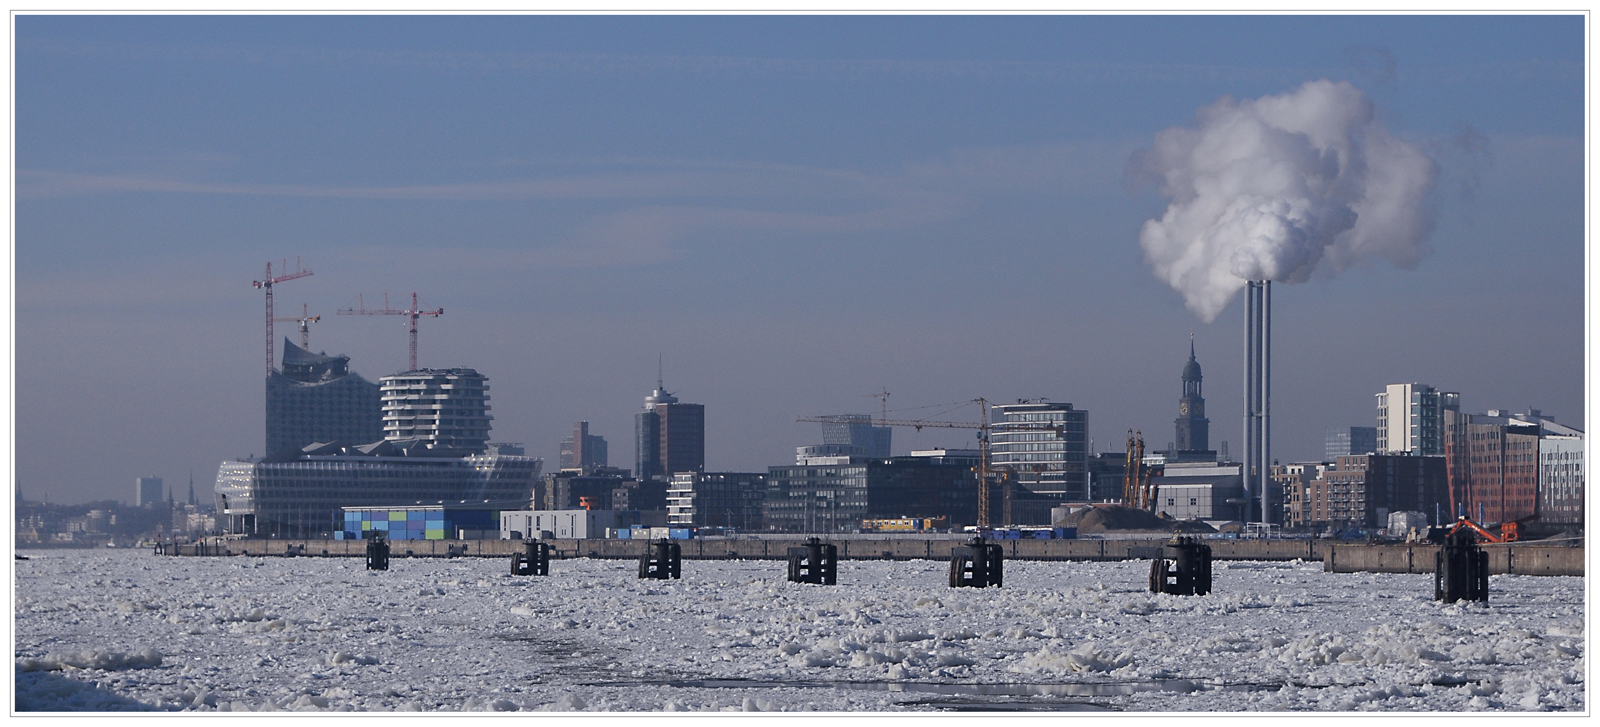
[[798, 398, 1063, 529], [337, 293, 444, 372], [252, 258, 313, 377], [274, 303, 321, 349]]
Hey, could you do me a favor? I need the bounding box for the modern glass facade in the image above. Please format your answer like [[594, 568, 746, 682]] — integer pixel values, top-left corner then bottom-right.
[[989, 401, 1089, 501], [215, 449, 540, 538], [265, 339, 381, 456], [666, 471, 767, 529], [765, 457, 978, 533], [1324, 426, 1379, 462]]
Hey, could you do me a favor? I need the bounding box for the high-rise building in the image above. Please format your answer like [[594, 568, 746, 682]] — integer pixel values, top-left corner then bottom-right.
[[988, 400, 1089, 501], [1172, 340, 1214, 461], [634, 380, 704, 481], [1375, 384, 1457, 455], [559, 421, 609, 471], [1325, 426, 1379, 462], [135, 477, 164, 508], [265, 339, 382, 456], [380, 368, 493, 453]]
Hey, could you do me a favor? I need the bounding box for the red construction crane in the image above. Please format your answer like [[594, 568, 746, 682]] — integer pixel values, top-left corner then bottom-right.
[[252, 258, 313, 377], [274, 303, 321, 349], [336, 292, 444, 372]]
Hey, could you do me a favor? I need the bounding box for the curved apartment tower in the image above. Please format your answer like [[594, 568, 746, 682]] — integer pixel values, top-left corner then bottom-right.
[[380, 368, 493, 453]]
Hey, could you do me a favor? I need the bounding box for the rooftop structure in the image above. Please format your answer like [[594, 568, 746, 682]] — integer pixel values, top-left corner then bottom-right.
[[266, 339, 382, 456]]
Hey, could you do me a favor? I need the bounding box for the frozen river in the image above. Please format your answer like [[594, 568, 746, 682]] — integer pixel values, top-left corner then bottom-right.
[[13, 548, 1585, 712]]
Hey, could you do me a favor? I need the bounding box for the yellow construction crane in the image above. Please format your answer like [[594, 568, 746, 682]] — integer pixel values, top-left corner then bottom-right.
[[274, 303, 321, 349], [798, 397, 1062, 528]]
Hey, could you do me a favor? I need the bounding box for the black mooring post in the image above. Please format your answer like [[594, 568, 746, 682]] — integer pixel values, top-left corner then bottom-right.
[[366, 535, 390, 571], [639, 538, 681, 580], [1150, 536, 1212, 596], [512, 540, 551, 576], [949, 536, 1003, 588], [787, 537, 838, 585], [1435, 529, 1489, 603]]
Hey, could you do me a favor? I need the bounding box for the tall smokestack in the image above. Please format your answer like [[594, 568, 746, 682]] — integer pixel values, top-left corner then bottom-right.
[[1134, 80, 1439, 524], [1242, 281, 1271, 524]]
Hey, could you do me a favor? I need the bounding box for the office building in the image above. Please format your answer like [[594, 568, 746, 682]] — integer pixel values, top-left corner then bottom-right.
[[988, 400, 1089, 500], [538, 467, 635, 511], [1466, 423, 1541, 524], [666, 471, 768, 530], [795, 415, 892, 462], [215, 438, 541, 538], [1086, 452, 1128, 502], [1303, 454, 1447, 530], [1538, 435, 1585, 525], [765, 454, 979, 533], [1376, 384, 1457, 455], [380, 369, 493, 453], [265, 339, 382, 456], [634, 380, 705, 481], [1170, 341, 1216, 462], [135, 477, 164, 508], [1325, 426, 1378, 462], [822, 415, 891, 458], [558, 421, 609, 471]]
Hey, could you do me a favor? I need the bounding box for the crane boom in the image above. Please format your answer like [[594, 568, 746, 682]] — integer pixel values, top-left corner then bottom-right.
[[337, 292, 444, 371]]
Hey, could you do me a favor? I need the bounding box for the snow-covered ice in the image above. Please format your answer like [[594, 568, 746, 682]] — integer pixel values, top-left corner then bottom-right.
[[13, 549, 1585, 712]]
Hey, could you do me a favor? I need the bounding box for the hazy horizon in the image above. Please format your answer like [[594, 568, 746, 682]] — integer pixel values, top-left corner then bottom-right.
[[14, 15, 1584, 506]]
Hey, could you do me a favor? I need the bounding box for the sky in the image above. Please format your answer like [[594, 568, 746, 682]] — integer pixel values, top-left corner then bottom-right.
[[12, 15, 1586, 506]]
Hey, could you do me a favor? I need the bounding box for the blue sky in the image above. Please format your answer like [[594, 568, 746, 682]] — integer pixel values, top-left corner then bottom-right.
[[13, 15, 1585, 505]]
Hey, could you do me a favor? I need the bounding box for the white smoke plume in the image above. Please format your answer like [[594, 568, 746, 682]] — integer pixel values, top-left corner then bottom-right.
[[1134, 80, 1437, 322]]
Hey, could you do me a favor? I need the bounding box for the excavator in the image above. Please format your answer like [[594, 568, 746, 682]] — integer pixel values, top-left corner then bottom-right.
[[1434, 515, 1523, 544]]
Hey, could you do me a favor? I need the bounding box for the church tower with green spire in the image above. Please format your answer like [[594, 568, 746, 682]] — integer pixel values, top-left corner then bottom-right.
[[1173, 336, 1215, 461]]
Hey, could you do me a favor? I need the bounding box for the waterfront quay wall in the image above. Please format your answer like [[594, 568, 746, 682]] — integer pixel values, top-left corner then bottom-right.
[[172, 536, 1583, 576]]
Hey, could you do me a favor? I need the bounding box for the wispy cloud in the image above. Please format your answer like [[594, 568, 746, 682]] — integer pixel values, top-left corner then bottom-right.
[[21, 36, 1580, 86], [7, 36, 1323, 86], [18, 141, 1130, 282]]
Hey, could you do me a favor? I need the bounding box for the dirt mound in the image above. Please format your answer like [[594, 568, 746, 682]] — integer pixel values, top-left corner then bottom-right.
[[1055, 505, 1217, 535]]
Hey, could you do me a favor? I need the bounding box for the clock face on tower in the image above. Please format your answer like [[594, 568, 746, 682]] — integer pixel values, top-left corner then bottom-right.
[[1179, 401, 1189, 416]]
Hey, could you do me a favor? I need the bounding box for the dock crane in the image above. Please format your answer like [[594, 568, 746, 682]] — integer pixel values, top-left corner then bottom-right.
[[798, 398, 1064, 528], [1122, 430, 1158, 511]]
